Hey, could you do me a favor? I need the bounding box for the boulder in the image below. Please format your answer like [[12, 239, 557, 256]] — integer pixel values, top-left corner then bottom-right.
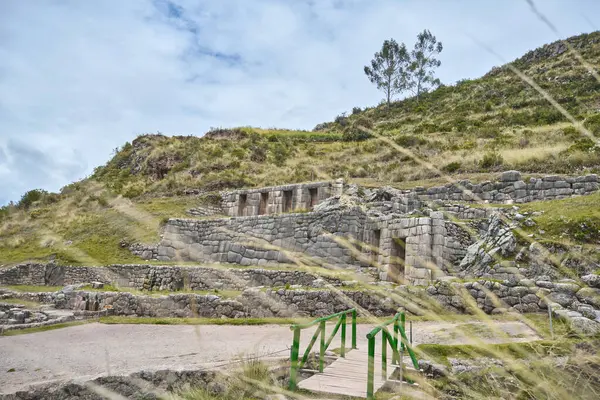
[[582, 274, 600, 289], [500, 171, 522, 182], [570, 317, 600, 335], [459, 214, 516, 274]]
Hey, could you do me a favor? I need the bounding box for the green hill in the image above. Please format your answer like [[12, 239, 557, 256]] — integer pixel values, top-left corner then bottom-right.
[[1, 30, 600, 266]]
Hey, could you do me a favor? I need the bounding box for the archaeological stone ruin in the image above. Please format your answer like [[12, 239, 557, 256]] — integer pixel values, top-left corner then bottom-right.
[[3, 170, 600, 336]]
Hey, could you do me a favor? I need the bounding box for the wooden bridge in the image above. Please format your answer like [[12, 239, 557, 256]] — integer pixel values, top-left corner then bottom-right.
[[288, 309, 422, 399]]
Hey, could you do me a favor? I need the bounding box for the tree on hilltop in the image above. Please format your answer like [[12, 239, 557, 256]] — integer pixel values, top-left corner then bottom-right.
[[406, 29, 443, 101], [364, 30, 443, 104], [364, 39, 409, 107]]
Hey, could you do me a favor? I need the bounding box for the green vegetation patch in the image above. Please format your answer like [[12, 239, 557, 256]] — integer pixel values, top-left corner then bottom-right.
[[0, 298, 43, 309], [98, 316, 307, 326], [4, 285, 63, 293], [417, 340, 573, 367], [0, 321, 90, 336], [520, 191, 600, 243]]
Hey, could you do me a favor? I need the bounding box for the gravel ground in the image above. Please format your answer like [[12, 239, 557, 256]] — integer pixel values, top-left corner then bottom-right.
[[0, 320, 539, 394]]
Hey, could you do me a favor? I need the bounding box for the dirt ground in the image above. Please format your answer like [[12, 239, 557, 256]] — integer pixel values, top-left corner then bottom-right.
[[0, 320, 539, 394]]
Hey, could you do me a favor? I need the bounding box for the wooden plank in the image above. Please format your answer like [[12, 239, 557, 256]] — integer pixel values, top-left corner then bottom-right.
[[298, 348, 395, 398]]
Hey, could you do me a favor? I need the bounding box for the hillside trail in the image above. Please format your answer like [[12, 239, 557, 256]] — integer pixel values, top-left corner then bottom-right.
[[0, 319, 539, 395]]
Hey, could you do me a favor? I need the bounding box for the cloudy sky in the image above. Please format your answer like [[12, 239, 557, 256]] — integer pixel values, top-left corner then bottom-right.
[[0, 0, 598, 205]]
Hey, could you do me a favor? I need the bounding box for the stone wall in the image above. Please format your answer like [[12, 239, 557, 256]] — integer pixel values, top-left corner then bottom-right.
[[0, 368, 223, 399], [153, 208, 472, 286], [359, 212, 470, 285], [0, 263, 343, 291], [389, 171, 599, 206], [221, 179, 344, 217], [186, 205, 224, 217], [128, 244, 159, 260], [156, 209, 371, 268], [11, 288, 396, 318], [427, 276, 600, 334]]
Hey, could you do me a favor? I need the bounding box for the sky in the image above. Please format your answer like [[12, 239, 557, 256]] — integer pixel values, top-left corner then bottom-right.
[[0, 0, 598, 205]]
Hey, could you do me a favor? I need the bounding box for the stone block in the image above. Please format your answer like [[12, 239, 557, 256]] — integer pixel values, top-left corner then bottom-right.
[[501, 170, 521, 182]]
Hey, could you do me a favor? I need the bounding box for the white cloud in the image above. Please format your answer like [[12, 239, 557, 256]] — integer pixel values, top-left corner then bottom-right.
[[0, 0, 598, 204]]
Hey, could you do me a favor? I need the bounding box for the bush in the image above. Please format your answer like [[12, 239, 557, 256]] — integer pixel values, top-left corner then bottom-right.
[[480, 152, 504, 169], [351, 106, 362, 115], [562, 126, 580, 140], [484, 101, 493, 112], [250, 145, 267, 162], [122, 184, 144, 199], [478, 127, 501, 139], [565, 138, 600, 154], [269, 141, 292, 166], [394, 134, 426, 147], [518, 137, 530, 148], [17, 189, 47, 209], [342, 116, 374, 141], [230, 148, 246, 160], [335, 112, 349, 127], [0, 205, 10, 222], [441, 161, 462, 173], [533, 108, 565, 125], [584, 114, 600, 136]]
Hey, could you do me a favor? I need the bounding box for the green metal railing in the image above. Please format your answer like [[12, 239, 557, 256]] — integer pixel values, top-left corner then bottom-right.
[[288, 308, 357, 391], [365, 312, 419, 399]]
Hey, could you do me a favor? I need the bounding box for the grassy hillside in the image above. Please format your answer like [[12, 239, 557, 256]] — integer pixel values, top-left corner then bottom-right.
[[89, 31, 600, 199], [1, 31, 600, 266]]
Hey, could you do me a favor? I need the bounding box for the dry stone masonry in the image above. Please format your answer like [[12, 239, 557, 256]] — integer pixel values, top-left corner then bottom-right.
[[222, 180, 344, 217], [3, 170, 600, 335], [128, 170, 600, 287], [0, 263, 343, 291]]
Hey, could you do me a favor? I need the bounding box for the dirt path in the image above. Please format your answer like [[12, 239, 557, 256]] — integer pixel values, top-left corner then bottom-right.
[[0, 320, 539, 394]]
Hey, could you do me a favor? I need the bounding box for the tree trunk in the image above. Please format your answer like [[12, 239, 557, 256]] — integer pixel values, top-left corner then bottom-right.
[[386, 79, 391, 108]]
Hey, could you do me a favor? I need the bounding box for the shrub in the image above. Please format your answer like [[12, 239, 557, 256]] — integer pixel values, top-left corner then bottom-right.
[[394, 134, 426, 147], [584, 114, 600, 136], [250, 145, 267, 162], [122, 184, 144, 199], [231, 148, 246, 160], [533, 108, 565, 125], [484, 101, 493, 112], [270, 142, 292, 166], [565, 138, 600, 154], [478, 127, 501, 139], [441, 161, 462, 173], [17, 189, 47, 209], [351, 106, 362, 115], [562, 126, 580, 140], [0, 205, 10, 222], [335, 112, 349, 127], [342, 116, 374, 141], [480, 152, 504, 169], [519, 137, 530, 148]]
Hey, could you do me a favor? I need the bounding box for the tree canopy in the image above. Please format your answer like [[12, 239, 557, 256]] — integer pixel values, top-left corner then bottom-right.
[[365, 30, 443, 104]]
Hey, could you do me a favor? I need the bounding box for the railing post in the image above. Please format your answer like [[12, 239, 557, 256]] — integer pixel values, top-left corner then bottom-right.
[[400, 312, 406, 351], [381, 330, 387, 379], [341, 314, 346, 357], [289, 327, 300, 391], [393, 317, 399, 365], [352, 308, 357, 349], [367, 336, 375, 400], [319, 320, 326, 373]]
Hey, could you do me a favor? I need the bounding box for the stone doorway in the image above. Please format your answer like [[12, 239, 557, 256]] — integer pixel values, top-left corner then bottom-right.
[[389, 237, 406, 282], [309, 188, 318, 209], [283, 190, 293, 212], [238, 194, 247, 216], [259, 192, 269, 215], [371, 229, 381, 264]]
